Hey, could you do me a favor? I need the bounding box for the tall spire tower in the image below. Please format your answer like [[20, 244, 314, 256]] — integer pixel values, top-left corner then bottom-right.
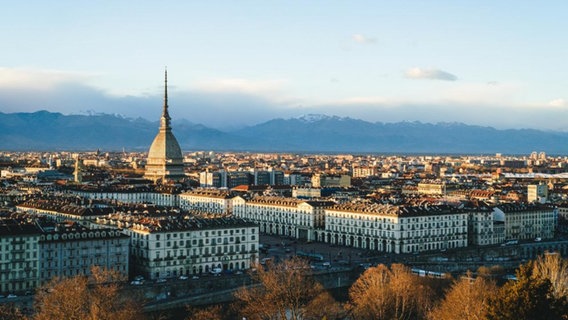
[[144, 70, 185, 183]]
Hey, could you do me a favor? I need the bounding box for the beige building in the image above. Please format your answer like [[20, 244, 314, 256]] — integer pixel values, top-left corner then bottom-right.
[[323, 203, 469, 254], [232, 196, 335, 241], [492, 203, 556, 241], [311, 174, 351, 188], [351, 166, 377, 178], [467, 206, 502, 246], [527, 183, 548, 203], [144, 70, 185, 183], [179, 189, 233, 215]]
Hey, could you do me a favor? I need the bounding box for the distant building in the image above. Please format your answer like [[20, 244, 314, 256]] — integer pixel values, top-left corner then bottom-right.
[[144, 70, 185, 183], [311, 174, 351, 188], [179, 189, 233, 215], [528, 183, 548, 203]]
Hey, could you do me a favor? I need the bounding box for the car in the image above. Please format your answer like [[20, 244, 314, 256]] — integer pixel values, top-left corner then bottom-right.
[[191, 275, 200, 280], [155, 278, 167, 283], [134, 275, 144, 281], [7, 294, 17, 299], [179, 275, 189, 280], [235, 270, 243, 275], [534, 237, 542, 242], [130, 280, 144, 286]]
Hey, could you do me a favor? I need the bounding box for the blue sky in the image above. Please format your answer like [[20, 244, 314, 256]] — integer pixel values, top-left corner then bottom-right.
[[1, 1, 568, 130]]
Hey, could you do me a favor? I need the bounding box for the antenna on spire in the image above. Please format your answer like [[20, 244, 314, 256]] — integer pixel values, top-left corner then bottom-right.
[[160, 68, 171, 130], [164, 67, 168, 110]]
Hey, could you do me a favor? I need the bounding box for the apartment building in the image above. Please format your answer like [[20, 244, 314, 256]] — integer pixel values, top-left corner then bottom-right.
[[233, 196, 335, 241], [0, 218, 41, 294], [323, 203, 468, 254], [38, 221, 129, 285], [179, 189, 233, 215], [493, 203, 556, 241], [95, 215, 258, 280]]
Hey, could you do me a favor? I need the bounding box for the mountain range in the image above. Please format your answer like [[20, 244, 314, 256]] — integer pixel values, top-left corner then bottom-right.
[[1, 111, 567, 154]]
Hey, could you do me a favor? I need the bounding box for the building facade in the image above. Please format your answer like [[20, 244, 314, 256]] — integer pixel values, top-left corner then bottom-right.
[[323, 203, 469, 254], [493, 203, 556, 241], [233, 196, 335, 241], [38, 222, 129, 285], [95, 215, 259, 280], [179, 189, 233, 215], [0, 218, 40, 294]]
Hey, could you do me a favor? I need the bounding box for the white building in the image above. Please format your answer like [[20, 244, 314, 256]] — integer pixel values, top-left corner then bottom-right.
[[179, 189, 233, 215], [95, 215, 258, 280], [69, 190, 180, 207], [233, 196, 335, 241], [323, 203, 469, 254]]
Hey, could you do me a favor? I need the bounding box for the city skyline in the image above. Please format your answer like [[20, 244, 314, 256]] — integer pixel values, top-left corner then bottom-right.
[[2, 1, 568, 130]]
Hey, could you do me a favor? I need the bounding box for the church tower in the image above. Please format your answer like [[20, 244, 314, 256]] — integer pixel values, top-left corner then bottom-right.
[[144, 70, 185, 183]]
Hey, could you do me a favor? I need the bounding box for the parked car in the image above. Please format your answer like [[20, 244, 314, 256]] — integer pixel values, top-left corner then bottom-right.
[[191, 275, 200, 280], [179, 275, 188, 280], [7, 294, 17, 299]]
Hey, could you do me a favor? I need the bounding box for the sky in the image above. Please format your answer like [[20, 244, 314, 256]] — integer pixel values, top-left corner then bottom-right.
[[1, 1, 568, 131]]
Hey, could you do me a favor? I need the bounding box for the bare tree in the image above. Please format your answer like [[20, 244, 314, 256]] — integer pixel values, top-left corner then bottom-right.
[[33, 267, 143, 320], [303, 291, 345, 320], [428, 272, 497, 320], [234, 257, 326, 320], [532, 253, 568, 300], [185, 305, 224, 320], [347, 263, 433, 320]]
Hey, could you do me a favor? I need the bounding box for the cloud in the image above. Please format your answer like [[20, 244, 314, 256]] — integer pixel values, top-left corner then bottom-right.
[[352, 34, 377, 44], [0, 67, 94, 91], [3, 67, 568, 132], [194, 78, 287, 95], [549, 98, 566, 107], [405, 67, 458, 81]]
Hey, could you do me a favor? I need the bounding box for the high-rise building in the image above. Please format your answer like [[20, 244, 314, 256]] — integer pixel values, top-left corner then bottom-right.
[[145, 70, 185, 183]]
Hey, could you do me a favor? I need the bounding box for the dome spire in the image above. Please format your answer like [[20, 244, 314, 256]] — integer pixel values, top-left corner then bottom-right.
[[160, 68, 171, 130]]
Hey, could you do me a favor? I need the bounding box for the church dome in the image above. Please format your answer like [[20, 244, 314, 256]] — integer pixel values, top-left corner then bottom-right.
[[144, 70, 185, 183]]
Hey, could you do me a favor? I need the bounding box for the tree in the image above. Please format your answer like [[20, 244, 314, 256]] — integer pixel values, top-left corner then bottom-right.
[[303, 291, 345, 320], [234, 257, 327, 320], [185, 305, 224, 320], [0, 303, 27, 320], [486, 262, 565, 320], [532, 252, 568, 300], [33, 267, 143, 320], [347, 263, 433, 320], [428, 272, 497, 320]]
